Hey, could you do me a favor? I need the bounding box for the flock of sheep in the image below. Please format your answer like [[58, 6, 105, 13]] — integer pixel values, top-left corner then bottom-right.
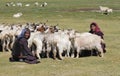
[[12, 6, 112, 18], [6, 1, 113, 18], [5, 2, 48, 18], [6, 2, 47, 7], [0, 23, 105, 60]]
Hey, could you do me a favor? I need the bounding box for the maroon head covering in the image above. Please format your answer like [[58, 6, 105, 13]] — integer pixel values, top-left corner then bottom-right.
[[89, 22, 104, 39], [90, 22, 101, 32]]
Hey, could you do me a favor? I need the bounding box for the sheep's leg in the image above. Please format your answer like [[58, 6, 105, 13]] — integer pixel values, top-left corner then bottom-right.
[[58, 49, 63, 60], [6, 40, 11, 52], [32, 47, 40, 59], [46, 50, 51, 58], [46, 46, 51, 58], [71, 46, 75, 58], [42, 42, 47, 58], [51, 44, 57, 60], [53, 50, 57, 60], [10, 41, 14, 51], [36, 45, 42, 59], [46, 51, 49, 58], [98, 48, 104, 57], [36, 52, 40, 59], [76, 48, 80, 58], [100, 51, 104, 57], [32, 50, 35, 56], [66, 51, 69, 57], [67, 47, 70, 57], [70, 48, 75, 58], [66, 42, 71, 57], [71, 53, 74, 58], [2, 41, 6, 52], [96, 44, 104, 57], [36, 50, 41, 59], [70, 47, 75, 58], [9, 36, 15, 51]]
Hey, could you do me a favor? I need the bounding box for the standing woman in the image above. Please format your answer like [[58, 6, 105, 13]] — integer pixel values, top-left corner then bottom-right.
[[89, 22, 106, 53], [9, 28, 40, 64]]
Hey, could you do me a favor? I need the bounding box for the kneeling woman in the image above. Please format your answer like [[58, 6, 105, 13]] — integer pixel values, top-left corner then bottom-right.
[[9, 28, 40, 64]]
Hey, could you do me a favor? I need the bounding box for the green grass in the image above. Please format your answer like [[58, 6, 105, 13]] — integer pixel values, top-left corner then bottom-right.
[[0, 0, 120, 76]]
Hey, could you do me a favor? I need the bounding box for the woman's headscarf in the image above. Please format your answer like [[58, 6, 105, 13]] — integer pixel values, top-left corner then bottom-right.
[[89, 22, 104, 39], [18, 28, 30, 39], [90, 22, 101, 32]]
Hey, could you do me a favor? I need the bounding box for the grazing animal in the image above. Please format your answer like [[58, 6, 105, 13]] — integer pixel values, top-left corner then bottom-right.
[[99, 6, 113, 15], [28, 32, 43, 59], [16, 2, 22, 7], [6, 3, 10, 7], [13, 13, 23, 18], [34, 2, 39, 6], [25, 4, 30, 7], [74, 32, 104, 58], [44, 30, 71, 60], [40, 2, 47, 7]]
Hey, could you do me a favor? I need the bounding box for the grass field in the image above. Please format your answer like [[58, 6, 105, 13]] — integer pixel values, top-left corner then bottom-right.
[[0, 0, 120, 76]]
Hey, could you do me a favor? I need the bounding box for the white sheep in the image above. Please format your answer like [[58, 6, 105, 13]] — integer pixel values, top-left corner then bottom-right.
[[99, 6, 109, 12], [16, 2, 22, 7], [34, 2, 39, 6], [44, 2, 47, 6], [0, 28, 15, 52], [40, 2, 47, 7], [25, 4, 30, 7], [13, 13, 23, 18], [99, 6, 113, 15], [44, 30, 71, 60], [28, 32, 43, 59], [74, 32, 104, 58], [6, 3, 10, 7]]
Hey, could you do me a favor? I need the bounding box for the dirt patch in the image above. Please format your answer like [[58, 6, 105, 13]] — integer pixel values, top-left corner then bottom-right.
[[61, 8, 120, 12], [67, 8, 98, 12]]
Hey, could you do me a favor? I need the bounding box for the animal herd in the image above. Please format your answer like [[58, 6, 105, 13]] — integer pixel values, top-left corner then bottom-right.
[[5, 2, 48, 18], [6, 2, 47, 7], [0, 23, 106, 60], [2, 1, 111, 60], [5, 1, 113, 18]]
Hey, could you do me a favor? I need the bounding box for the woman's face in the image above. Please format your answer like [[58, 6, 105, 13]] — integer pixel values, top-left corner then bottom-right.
[[91, 25, 96, 31], [25, 31, 30, 39]]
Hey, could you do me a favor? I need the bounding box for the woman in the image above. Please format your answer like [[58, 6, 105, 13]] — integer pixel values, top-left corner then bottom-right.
[[9, 28, 40, 64], [89, 22, 104, 39], [89, 22, 106, 53]]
